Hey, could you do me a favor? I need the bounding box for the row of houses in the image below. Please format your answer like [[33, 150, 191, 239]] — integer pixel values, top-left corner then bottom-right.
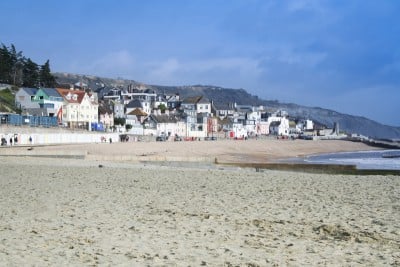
[[15, 86, 333, 139], [15, 87, 111, 130]]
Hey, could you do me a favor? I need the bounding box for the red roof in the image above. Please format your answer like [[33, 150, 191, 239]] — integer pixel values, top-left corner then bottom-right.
[[56, 88, 95, 104]]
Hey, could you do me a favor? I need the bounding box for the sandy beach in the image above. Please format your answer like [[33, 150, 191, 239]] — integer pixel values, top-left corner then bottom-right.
[[0, 139, 399, 266], [0, 138, 384, 163]]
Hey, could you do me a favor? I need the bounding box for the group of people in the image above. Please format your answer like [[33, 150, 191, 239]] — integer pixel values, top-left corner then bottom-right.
[[100, 136, 113, 143], [0, 134, 33, 146], [1, 135, 19, 146]]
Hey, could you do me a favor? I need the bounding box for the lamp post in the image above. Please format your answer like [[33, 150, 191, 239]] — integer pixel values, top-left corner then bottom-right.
[[75, 109, 79, 129]]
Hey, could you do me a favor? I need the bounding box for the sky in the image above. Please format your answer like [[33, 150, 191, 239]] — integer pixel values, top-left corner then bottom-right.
[[1, 0, 400, 126]]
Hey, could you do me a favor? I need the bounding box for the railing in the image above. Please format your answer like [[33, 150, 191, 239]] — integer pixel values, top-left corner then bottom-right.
[[0, 113, 58, 127]]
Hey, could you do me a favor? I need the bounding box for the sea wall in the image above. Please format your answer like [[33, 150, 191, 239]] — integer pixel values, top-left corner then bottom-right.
[[0, 131, 119, 146]]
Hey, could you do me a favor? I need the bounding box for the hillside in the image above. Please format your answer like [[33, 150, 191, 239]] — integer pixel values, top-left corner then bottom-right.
[[53, 73, 400, 140], [0, 87, 19, 113]]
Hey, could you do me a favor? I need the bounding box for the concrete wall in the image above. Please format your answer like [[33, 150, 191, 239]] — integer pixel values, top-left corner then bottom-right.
[[0, 130, 119, 146]]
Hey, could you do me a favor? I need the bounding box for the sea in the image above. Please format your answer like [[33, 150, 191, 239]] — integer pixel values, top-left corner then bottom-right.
[[290, 150, 400, 170]]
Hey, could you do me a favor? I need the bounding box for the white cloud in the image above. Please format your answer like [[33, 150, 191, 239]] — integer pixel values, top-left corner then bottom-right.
[[145, 56, 263, 87], [85, 50, 134, 76], [147, 58, 181, 82]]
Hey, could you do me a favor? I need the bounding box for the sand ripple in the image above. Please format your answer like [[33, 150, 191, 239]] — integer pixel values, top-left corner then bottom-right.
[[0, 157, 399, 266]]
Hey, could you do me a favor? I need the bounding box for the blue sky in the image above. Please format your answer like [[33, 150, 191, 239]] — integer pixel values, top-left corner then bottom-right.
[[2, 0, 400, 126]]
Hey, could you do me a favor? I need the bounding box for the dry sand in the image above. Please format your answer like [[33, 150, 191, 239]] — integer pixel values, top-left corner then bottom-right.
[[0, 139, 399, 266]]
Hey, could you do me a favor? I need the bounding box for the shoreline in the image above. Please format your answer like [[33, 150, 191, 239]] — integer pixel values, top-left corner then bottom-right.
[[2, 139, 398, 174], [0, 138, 383, 160]]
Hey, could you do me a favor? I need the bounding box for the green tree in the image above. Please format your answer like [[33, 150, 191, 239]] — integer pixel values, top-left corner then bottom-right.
[[23, 58, 39, 87], [0, 42, 58, 89], [0, 44, 12, 83], [9, 44, 24, 86], [125, 124, 132, 131], [158, 103, 167, 113], [114, 117, 126, 125], [39, 60, 56, 87]]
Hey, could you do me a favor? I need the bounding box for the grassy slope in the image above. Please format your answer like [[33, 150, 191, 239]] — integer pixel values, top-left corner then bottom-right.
[[0, 88, 17, 113]]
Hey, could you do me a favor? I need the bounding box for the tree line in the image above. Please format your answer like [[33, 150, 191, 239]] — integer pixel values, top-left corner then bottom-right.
[[0, 42, 56, 88]]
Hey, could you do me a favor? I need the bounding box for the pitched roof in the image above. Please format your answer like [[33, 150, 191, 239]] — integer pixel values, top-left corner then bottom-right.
[[21, 87, 38, 95], [166, 94, 180, 102], [41, 88, 62, 98], [213, 102, 234, 110], [127, 108, 147, 116], [126, 99, 143, 108], [56, 88, 86, 104], [156, 95, 167, 102], [182, 95, 202, 104], [197, 96, 210, 104]]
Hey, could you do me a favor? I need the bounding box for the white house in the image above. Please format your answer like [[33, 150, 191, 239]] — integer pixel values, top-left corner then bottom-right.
[[297, 119, 314, 132], [211, 101, 235, 119], [56, 88, 99, 129], [166, 93, 181, 110], [196, 97, 211, 114], [269, 117, 290, 136], [145, 114, 182, 138], [186, 113, 208, 138]]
